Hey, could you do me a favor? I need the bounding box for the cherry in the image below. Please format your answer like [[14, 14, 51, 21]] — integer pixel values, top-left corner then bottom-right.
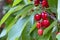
[[36, 21, 41, 29], [41, 19, 50, 28], [5, 0, 12, 4], [34, 14, 41, 21], [34, 0, 40, 6], [38, 29, 43, 36], [42, 0, 49, 8], [41, 11, 48, 20]]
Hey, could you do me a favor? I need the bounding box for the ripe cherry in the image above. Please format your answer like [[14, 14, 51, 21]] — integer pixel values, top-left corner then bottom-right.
[[41, 19, 50, 28], [34, 14, 41, 21], [36, 22, 41, 29], [38, 29, 43, 36], [42, 0, 49, 8], [34, 0, 40, 6], [41, 11, 48, 20], [5, 0, 12, 4]]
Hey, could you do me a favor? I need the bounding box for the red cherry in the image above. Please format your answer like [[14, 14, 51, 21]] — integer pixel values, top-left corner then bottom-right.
[[36, 22, 41, 29], [6, 0, 12, 4], [42, 0, 49, 8], [41, 11, 48, 20], [34, 0, 40, 6], [34, 14, 41, 21], [38, 29, 43, 36], [41, 19, 50, 28]]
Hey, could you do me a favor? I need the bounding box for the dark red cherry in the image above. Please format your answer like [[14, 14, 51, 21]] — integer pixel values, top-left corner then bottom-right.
[[41, 11, 48, 20], [34, 14, 41, 21], [41, 19, 50, 28], [42, 0, 49, 8], [34, 0, 40, 6]]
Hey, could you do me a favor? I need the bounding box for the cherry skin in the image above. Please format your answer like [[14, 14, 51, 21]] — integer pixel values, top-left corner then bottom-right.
[[36, 22, 41, 29], [34, 14, 41, 21], [41, 11, 48, 20], [41, 19, 50, 28], [42, 0, 49, 8], [34, 0, 40, 6], [38, 29, 43, 36]]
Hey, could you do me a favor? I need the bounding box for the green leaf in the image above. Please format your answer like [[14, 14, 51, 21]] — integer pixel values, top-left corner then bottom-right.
[[5, 16, 15, 25], [20, 13, 35, 40], [0, 34, 7, 40], [58, 0, 60, 21], [7, 4, 34, 32], [12, 0, 22, 7], [20, 20, 32, 40], [51, 26, 58, 40], [15, 4, 34, 19], [29, 23, 36, 34], [0, 4, 34, 38], [0, 17, 18, 38], [30, 28, 39, 40], [56, 33, 60, 40], [7, 16, 29, 40], [48, 0, 57, 13], [0, 5, 24, 26], [15, 37, 19, 40], [24, 0, 32, 5], [43, 20, 57, 36]]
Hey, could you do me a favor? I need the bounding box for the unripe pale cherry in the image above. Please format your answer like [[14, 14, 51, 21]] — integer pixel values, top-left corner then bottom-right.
[[38, 29, 43, 36], [36, 21, 41, 29]]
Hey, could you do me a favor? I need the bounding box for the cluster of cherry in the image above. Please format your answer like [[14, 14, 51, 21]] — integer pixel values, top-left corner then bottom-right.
[[34, 0, 50, 36], [34, 0, 49, 8], [34, 11, 50, 36]]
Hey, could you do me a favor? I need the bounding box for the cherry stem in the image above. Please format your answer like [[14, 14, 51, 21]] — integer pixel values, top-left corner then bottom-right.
[[47, 13, 56, 20]]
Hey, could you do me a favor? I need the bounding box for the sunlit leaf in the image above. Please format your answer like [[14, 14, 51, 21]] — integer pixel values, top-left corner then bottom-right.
[[12, 0, 22, 7]]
